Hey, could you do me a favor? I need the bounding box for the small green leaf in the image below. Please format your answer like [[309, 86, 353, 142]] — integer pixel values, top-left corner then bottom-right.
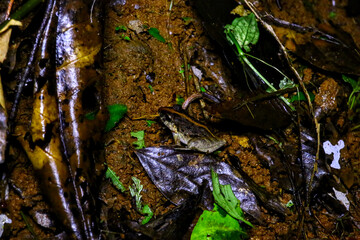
[[179, 65, 185, 78], [329, 11, 336, 19], [105, 166, 126, 192], [289, 91, 315, 103], [148, 27, 166, 43], [191, 204, 248, 240], [224, 13, 259, 52], [200, 86, 206, 93], [131, 130, 146, 149], [119, 33, 131, 41], [115, 25, 127, 32], [176, 95, 185, 105], [344, 74, 360, 109], [182, 17, 193, 25], [286, 200, 294, 208], [84, 111, 98, 120], [105, 104, 127, 132], [146, 120, 156, 126], [122, 34, 131, 41], [148, 85, 154, 94], [211, 170, 253, 227], [141, 204, 153, 225]]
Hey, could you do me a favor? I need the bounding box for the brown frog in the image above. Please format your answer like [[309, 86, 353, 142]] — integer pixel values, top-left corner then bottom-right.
[[159, 107, 226, 153]]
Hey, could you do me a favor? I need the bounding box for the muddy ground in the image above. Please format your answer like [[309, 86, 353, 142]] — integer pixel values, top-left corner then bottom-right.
[[2, 0, 360, 239]]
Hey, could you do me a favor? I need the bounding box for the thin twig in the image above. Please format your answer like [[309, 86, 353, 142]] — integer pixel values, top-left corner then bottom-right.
[[131, 114, 159, 120], [8, 0, 52, 130], [90, 0, 96, 23], [5, 0, 15, 19]]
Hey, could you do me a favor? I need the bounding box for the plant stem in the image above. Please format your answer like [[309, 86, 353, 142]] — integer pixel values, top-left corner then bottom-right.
[[0, 0, 44, 31], [245, 53, 290, 81], [228, 32, 295, 111]]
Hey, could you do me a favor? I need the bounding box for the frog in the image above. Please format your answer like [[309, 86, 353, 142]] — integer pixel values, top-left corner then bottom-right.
[[159, 107, 226, 153]]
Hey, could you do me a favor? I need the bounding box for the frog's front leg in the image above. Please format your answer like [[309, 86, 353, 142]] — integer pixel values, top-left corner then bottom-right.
[[171, 131, 182, 146]]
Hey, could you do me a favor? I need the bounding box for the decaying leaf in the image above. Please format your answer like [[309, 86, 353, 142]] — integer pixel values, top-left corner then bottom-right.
[[0, 20, 21, 164], [135, 146, 262, 221], [15, 0, 105, 238]]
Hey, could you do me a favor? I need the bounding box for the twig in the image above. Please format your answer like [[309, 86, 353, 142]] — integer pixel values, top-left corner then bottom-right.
[[20, 211, 39, 240], [5, 0, 15, 19], [89, 0, 96, 23], [8, 0, 51, 130], [131, 114, 159, 120]]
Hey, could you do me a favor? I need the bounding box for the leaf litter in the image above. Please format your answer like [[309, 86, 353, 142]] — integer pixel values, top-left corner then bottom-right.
[[3, 0, 360, 238]]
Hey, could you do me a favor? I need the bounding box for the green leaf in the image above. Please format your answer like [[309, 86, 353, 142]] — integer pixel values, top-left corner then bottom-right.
[[191, 204, 248, 240], [141, 204, 153, 225], [179, 65, 185, 78], [289, 91, 315, 103], [105, 104, 127, 132], [105, 166, 126, 192], [211, 170, 253, 227], [342, 75, 358, 89], [84, 111, 98, 120], [200, 86, 206, 93], [115, 25, 127, 32], [121, 34, 131, 41], [176, 95, 185, 105], [146, 120, 156, 126], [148, 85, 154, 94], [224, 13, 259, 52], [148, 27, 166, 43], [286, 200, 294, 208], [329, 11, 336, 19], [182, 17, 193, 25], [182, 17, 192, 22], [131, 130, 146, 149]]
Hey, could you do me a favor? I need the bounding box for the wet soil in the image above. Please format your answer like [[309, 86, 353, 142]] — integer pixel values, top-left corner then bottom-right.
[[2, 0, 360, 239]]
